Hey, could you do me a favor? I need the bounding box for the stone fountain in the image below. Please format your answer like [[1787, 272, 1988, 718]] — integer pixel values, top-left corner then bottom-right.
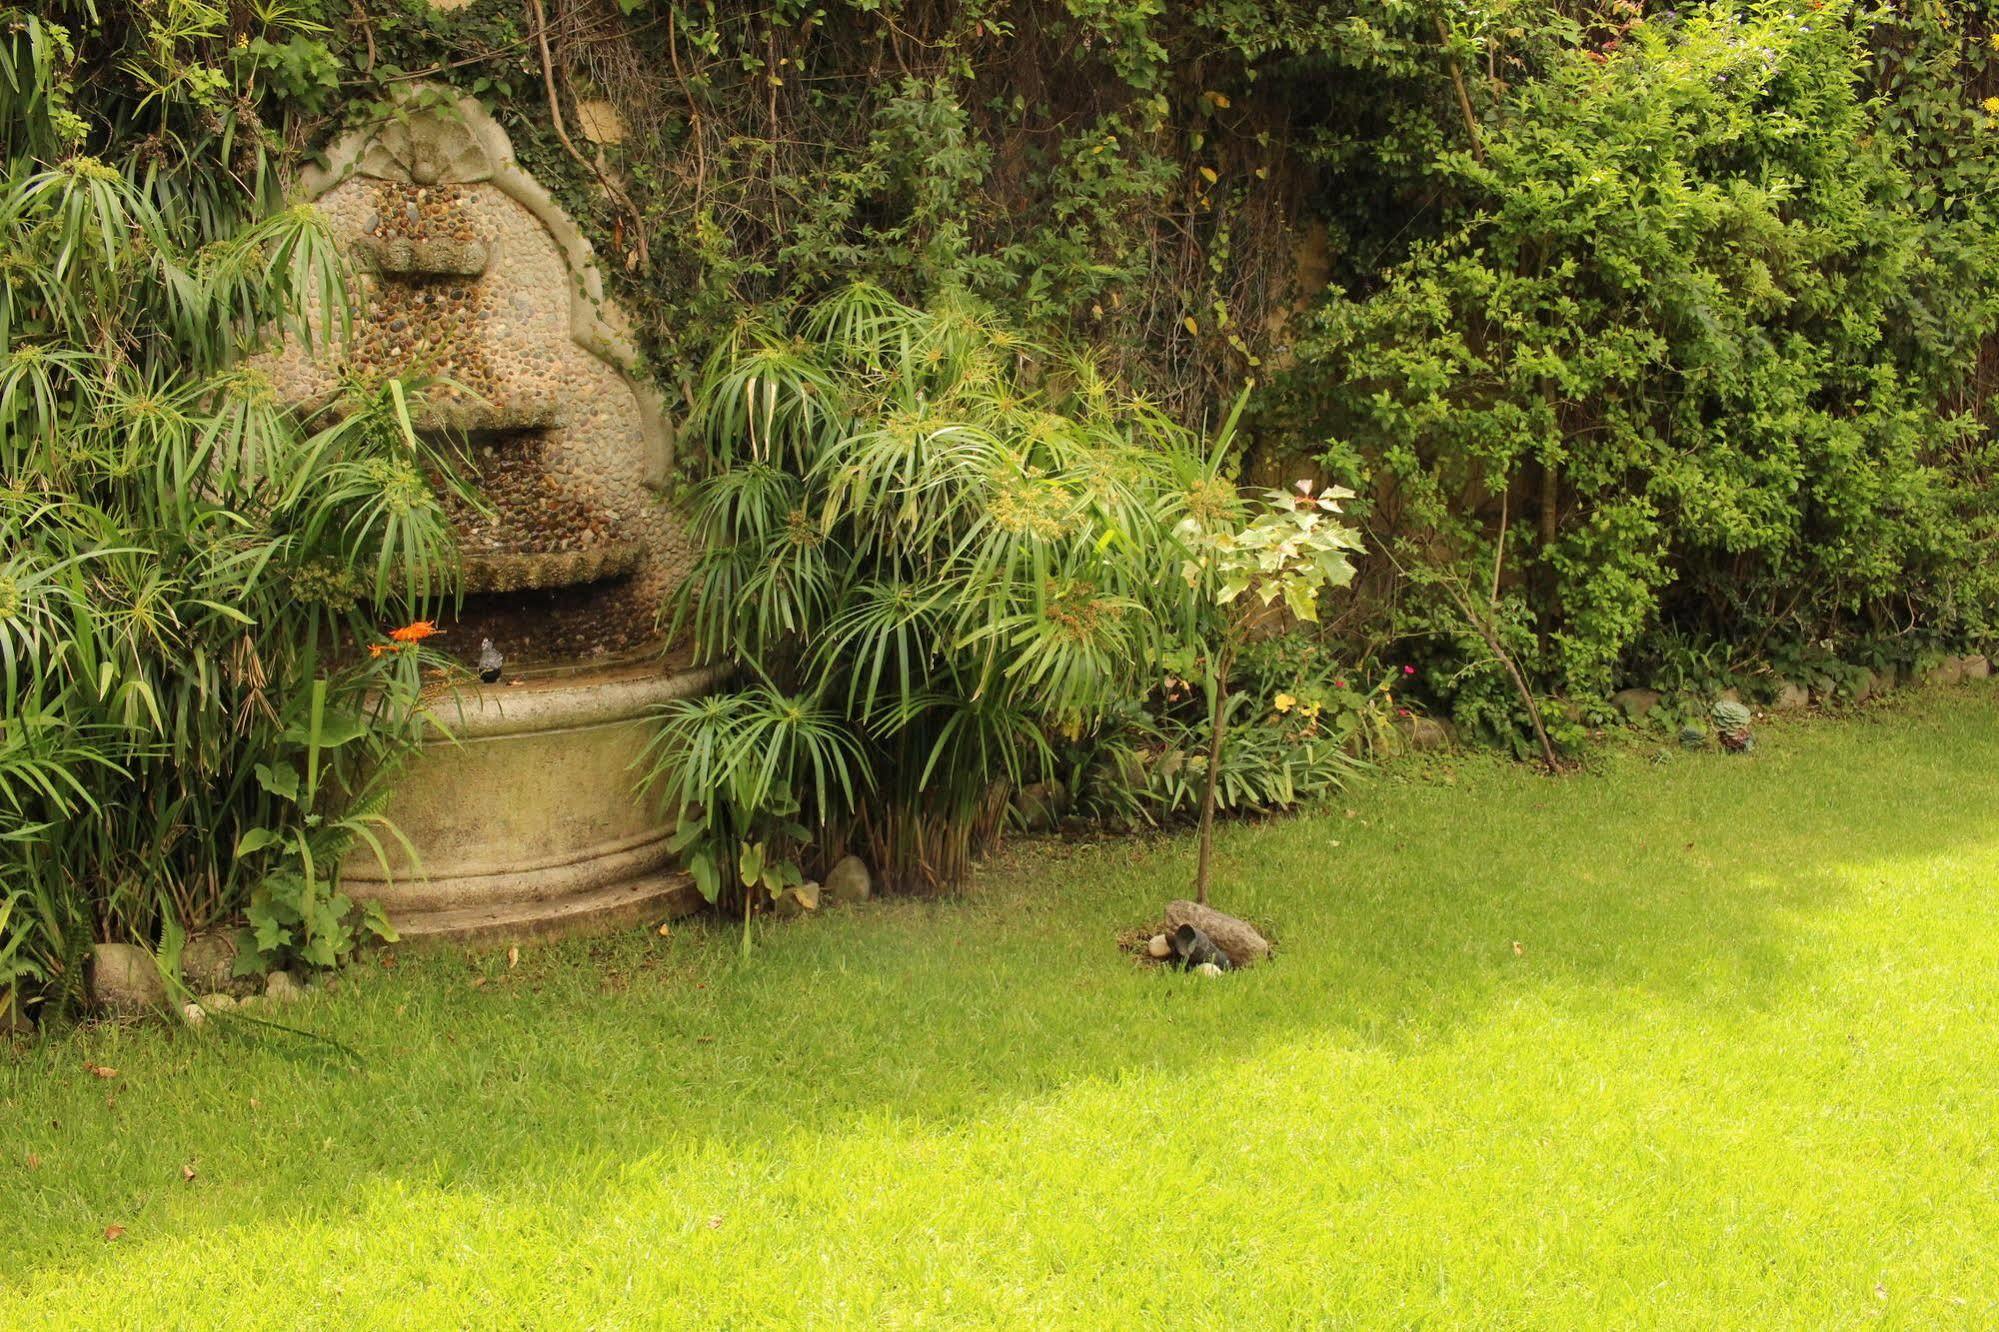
[[264, 90, 718, 942]]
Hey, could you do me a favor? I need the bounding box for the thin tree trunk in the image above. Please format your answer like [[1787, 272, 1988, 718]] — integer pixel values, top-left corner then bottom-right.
[[1194, 647, 1235, 906], [1433, 9, 1486, 164]]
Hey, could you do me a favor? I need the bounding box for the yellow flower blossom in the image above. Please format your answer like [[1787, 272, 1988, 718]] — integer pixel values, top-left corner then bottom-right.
[[1273, 693, 1297, 713], [1984, 96, 1999, 117]]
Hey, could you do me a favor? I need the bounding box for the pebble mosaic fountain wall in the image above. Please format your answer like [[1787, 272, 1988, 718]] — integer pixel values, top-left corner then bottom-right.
[[264, 90, 720, 941]]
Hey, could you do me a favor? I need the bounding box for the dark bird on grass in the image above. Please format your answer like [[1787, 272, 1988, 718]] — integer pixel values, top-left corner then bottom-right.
[[1169, 923, 1232, 972], [478, 638, 504, 684]]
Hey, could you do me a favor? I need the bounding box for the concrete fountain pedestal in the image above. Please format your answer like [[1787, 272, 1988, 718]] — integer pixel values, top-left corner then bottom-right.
[[264, 90, 724, 943], [344, 663, 725, 944]]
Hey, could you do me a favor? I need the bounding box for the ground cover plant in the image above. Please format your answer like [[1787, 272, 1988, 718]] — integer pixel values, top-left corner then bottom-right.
[[6, 686, 1999, 1324]]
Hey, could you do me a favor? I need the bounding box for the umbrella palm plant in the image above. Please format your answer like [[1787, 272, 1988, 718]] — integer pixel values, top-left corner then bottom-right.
[[1, 9, 464, 1017], [645, 284, 1215, 900]]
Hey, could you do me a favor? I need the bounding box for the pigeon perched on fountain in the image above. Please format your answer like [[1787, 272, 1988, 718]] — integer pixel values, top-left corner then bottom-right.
[[478, 638, 504, 684]]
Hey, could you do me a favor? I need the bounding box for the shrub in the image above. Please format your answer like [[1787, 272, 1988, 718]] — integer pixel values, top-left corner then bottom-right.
[[0, 10, 461, 1017], [644, 284, 1217, 896], [1274, 1, 1999, 737]]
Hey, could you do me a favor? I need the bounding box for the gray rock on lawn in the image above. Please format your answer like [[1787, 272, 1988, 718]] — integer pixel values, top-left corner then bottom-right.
[[1611, 688, 1661, 721], [1398, 717, 1454, 751], [771, 882, 821, 919], [180, 932, 238, 993], [1773, 681, 1810, 712], [823, 856, 872, 906], [1163, 901, 1271, 969], [1923, 657, 1965, 688], [264, 970, 305, 1004], [89, 943, 167, 1017], [199, 992, 238, 1013], [1961, 655, 1992, 681], [1013, 780, 1070, 833], [1146, 933, 1173, 960]]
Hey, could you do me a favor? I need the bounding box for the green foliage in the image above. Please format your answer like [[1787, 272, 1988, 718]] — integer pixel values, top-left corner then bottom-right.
[[1178, 477, 1363, 624], [1273, 0, 1999, 737], [644, 285, 1210, 892], [335, 0, 1320, 415], [638, 686, 862, 912], [0, 7, 461, 1018]]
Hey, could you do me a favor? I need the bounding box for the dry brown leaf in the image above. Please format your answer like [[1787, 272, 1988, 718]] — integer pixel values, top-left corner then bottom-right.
[[706, 1215, 725, 1230], [1512, 941, 1525, 956], [24, 1153, 41, 1170], [507, 946, 519, 969], [181, 1162, 197, 1183], [103, 1225, 125, 1241], [84, 1062, 117, 1080]]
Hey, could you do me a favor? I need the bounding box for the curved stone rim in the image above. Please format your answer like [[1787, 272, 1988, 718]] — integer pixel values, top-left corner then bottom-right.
[[417, 662, 731, 741], [458, 541, 647, 594]]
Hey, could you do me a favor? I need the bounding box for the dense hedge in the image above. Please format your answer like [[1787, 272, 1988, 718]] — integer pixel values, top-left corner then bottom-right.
[[16, 0, 1999, 739], [307, 0, 1999, 741]]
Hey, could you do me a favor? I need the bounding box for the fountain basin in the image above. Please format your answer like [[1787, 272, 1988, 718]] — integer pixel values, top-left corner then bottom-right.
[[344, 662, 727, 944]]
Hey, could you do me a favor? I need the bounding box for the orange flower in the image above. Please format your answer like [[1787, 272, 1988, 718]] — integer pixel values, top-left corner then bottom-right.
[[389, 620, 440, 644], [367, 643, 391, 658]]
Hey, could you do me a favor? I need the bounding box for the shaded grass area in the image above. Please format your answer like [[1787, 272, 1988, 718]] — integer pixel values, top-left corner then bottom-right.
[[5, 689, 1999, 1326]]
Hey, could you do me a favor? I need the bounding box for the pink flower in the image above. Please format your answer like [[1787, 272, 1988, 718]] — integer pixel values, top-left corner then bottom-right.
[[1397, 708, 1411, 717], [1402, 664, 1416, 676], [1334, 680, 1347, 689]]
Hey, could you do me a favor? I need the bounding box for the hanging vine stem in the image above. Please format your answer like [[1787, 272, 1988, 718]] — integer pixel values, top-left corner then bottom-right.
[[528, 0, 650, 272]]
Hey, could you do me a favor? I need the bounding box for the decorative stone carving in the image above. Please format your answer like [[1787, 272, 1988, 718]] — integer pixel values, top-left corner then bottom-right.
[[266, 87, 688, 668], [266, 89, 719, 941]]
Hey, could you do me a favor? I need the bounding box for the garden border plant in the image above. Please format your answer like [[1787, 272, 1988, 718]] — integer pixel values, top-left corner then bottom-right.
[[0, 6, 469, 1022]]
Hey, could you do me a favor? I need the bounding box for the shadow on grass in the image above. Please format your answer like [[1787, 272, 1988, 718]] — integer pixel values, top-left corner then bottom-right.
[[4, 687, 1997, 1287]]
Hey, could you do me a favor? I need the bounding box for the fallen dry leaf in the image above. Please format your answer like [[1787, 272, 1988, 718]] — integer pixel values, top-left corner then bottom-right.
[[84, 1062, 117, 1080], [1512, 941, 1525, 956], [181, 1162, 197, 1183], [656, 922, 672, 937], [507, 946, 519, 969], [24, 1154, 41, 1170], [103, 1225, 125, 1241], [707, 1215, 725, 1230], [469, 976, 487, 989]]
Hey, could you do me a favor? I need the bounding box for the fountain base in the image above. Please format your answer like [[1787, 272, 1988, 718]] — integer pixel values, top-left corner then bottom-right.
[[344, 662, 726, 944]]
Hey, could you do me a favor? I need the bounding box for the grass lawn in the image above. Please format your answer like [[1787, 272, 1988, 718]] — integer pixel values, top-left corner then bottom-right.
[[6, 689, 1999, 1327]]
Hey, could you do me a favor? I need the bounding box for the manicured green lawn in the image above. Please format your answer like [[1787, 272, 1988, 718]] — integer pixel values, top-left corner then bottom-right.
[[6, 689, 1999, 1327]]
